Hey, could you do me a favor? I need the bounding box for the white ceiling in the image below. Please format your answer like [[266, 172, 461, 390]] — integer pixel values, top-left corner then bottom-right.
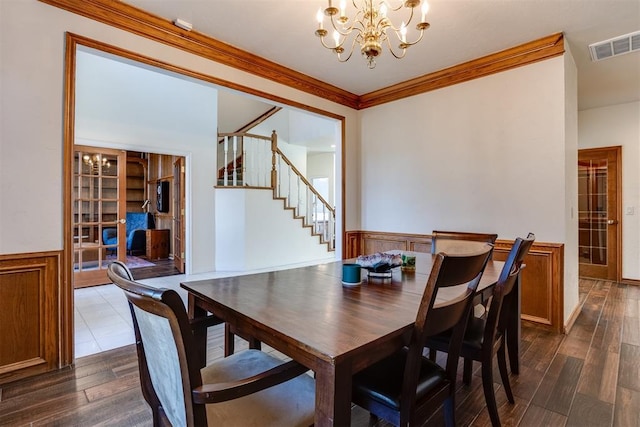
[[76, 47, 339, 154], [125, 0, 640, 111]]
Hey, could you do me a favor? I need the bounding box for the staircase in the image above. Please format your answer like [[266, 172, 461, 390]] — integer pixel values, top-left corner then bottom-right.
[[217, 154, 243, 185], [217, 130, 335, 252]]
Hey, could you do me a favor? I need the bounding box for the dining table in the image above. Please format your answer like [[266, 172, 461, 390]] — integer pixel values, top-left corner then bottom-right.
[[181, 250, 520, 426]]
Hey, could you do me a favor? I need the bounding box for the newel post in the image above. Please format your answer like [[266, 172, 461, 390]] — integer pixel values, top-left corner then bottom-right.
[[271, 130, 277, 189]]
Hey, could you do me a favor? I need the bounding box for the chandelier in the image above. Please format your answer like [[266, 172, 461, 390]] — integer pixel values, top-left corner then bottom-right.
[[315, 0, 430, 69], [82, 153, 111, 173]]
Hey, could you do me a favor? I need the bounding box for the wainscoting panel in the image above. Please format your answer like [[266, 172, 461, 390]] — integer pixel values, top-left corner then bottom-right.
[[0, 252, 61, 384], [493, 241, 564, 331], [345, 231, 564, 332]]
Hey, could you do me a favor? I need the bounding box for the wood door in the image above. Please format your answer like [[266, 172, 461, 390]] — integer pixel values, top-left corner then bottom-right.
[[578, 147, 621, 280], [173, 157, 185, 273], [73, 146, 127, 287]]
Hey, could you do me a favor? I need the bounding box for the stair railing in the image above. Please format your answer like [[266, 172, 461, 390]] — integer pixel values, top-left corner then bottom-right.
[[271, 132, 335, 250], [218, 132, 272, 187], [217, 130, 335, 250]]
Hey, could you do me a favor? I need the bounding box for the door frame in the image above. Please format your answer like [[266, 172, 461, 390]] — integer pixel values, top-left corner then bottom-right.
[[173, 157, 186, 273], [578, 146, 622, 281], [62, 33, 346, 364], [72, 145, 128, 288]]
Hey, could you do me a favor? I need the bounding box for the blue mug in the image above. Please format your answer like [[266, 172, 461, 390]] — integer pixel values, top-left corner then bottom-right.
[[342, 263, 362, 284]]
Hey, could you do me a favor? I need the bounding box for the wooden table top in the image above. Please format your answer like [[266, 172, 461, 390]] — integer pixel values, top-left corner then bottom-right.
[[181, 252, 504, 366]]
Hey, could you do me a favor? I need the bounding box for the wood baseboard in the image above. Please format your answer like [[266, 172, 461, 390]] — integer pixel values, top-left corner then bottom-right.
[[564, 301, 582, 334], [620, 277, 640, 286]]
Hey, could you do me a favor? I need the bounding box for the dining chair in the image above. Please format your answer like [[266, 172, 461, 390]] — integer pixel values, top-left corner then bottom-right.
[[426, 233, 535, 427], [431, 230, 499, 319], [431, 230, 498, 256], [107, 261, 315, 427], [350, 244, 493, 427]]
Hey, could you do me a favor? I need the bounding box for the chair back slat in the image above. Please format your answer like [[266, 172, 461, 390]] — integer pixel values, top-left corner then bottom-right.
[[431, 230, 498, 256]]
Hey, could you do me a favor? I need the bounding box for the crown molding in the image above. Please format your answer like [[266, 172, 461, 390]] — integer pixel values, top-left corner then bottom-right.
[[38, 0, 360, 109], [39, 0, 564, 111], [358, 33, 565, 109]]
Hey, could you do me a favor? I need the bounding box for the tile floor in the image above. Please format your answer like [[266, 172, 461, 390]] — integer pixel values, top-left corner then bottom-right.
[[74, 258, 335, 358]]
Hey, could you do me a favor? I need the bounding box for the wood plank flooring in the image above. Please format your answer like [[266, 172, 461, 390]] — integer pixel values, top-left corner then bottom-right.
[[1, 279, 638, 426]]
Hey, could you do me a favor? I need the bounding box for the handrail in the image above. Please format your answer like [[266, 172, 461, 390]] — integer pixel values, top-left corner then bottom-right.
[[217, 107, 282, 144], [274, 148, 335, 215], [218, 132, 272, 141], [219, 128, 335, 250]]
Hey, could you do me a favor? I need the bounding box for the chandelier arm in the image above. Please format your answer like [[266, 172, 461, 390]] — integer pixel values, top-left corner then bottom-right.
[[386, 0, 407, 13], [329, 21, 366, 39], [385, 35, 408, 59], [318, 35, 339, 50], [336, 37, 358, 62], [328, 14, 357, 36], [381, 7, 416, 32], [399, 27, 426, 48]]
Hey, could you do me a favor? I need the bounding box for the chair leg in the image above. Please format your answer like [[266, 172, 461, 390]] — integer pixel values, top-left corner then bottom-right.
[[463, 358, 473, 385], [481, 357, 501, 427], [248, 336, 262, 351], [497, 345, 514, 403], [224, 323, 235, 357], [443, 396, 455, 427], [368, 413, 378, 426]]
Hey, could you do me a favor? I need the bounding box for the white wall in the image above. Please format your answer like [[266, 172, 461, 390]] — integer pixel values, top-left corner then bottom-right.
[[579, 101, 640, 280], [75, 48, 219, 274], [0, 1, 358, 269], [563, 45, 579, 324], [215, 189, 333, 270], [359, 56, 579, 324]]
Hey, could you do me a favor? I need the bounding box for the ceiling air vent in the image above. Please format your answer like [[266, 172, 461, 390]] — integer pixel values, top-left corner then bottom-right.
[[589, 30, 640, 61]]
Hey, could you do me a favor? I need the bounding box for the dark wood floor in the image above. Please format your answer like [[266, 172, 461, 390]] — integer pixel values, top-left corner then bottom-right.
[[1, 279, 638, 426]]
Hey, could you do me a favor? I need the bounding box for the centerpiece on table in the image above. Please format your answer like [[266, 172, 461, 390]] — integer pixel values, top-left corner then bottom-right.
[[355, 252, 402, 279]]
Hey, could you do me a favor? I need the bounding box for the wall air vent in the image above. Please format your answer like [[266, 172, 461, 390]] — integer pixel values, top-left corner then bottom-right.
[[589, 31, 640, 61]]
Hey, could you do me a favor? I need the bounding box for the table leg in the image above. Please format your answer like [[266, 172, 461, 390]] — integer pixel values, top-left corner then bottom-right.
[[187, 294, 208, 367], [507, 274, 521, 374], [315, 362, 353, 426], [224, 324, 262, 357]]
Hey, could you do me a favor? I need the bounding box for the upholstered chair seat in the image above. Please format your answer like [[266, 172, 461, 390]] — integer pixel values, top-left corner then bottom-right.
[[202, 350, 314, 426], [352, 348, 446, 410]]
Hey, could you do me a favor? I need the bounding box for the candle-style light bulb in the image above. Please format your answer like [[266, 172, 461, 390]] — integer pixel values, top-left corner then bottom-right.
[[333, 30, 340, 47], [380, 3, 387, 17], [317, 8, 324, 29], [400, 22, 407, 43], [339, 0, 346, 17], [421, 1, 429, 22]]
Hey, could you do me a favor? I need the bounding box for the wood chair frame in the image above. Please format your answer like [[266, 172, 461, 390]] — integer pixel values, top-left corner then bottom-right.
[[351, 244, 494, 427], [107, 261, 314, 427]]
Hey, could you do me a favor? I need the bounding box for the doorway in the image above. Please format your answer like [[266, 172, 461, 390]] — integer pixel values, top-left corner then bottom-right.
[[64, 34, 344, 361], [578, 146, 622, 280], [72, 146, 127, 287]]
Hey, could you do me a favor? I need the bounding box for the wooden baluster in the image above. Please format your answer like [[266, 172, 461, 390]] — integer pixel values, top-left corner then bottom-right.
[[232, 136, 238, 186], [271, 130, 277, 191], [223, 136, 229, 186]]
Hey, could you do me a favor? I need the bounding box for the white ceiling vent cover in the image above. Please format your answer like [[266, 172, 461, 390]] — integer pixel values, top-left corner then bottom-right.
[[589, 31, 640, 61]]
